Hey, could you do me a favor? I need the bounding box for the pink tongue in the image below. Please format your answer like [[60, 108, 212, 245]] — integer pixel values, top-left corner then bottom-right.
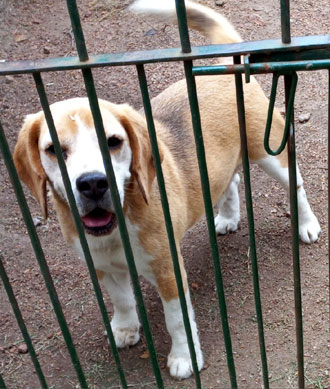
[[82, 211, 112, 228]]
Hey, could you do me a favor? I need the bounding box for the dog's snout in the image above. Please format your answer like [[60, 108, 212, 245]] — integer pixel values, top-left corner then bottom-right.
[[76, 172, 109, 200]]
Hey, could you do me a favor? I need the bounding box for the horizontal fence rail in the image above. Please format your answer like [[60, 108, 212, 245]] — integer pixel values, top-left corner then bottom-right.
[[0, 0, 329, 388], [0, 36, 330, 75]]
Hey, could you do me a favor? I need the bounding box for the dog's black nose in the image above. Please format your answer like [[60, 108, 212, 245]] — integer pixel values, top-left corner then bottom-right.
[[76, 173, 109, 201]]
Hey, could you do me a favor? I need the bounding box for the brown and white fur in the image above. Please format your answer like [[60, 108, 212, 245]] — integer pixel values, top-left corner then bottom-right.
[[14, 0, 320, 380]]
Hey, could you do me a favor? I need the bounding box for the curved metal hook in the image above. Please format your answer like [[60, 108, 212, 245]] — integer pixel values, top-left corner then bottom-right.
[[264, 72, 298, 156]]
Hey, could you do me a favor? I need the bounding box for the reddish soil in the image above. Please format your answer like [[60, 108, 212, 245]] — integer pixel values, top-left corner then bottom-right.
[[0, 0, 329, 388]]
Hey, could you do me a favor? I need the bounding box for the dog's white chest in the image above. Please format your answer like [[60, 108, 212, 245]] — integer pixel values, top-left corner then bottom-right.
[[72, 220, 156, 283]]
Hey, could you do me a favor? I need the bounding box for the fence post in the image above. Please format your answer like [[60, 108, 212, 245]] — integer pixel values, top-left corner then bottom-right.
[[285, 73, 305, 389], [233, 56, 270, 389]]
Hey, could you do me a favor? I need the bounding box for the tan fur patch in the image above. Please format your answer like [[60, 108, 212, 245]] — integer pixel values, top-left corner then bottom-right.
[[14, 112, 48, 219], [51, 190, 78, 244], [96, 269, 105, 280]]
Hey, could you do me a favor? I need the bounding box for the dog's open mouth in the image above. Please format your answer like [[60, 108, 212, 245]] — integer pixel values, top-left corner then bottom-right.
[[81, 208, 117, 236]]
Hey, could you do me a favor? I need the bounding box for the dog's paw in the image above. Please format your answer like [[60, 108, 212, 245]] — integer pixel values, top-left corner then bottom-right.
[[299, 215, 321, 244], [167, 350, 204, 380], [105, 325, 140, 348], [214, 214, 239, 235]]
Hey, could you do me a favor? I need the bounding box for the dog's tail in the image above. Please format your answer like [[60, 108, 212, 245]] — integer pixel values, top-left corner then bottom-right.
[[129, 0, 242, 44]]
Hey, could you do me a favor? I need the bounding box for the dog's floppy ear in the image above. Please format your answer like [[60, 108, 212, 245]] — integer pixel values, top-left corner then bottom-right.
[[14, 112, 48, 219], [118, 104, 163, 205]]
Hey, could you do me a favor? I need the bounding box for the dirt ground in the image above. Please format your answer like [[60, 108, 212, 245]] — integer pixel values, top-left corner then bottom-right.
[[0, 0, 329, 388]]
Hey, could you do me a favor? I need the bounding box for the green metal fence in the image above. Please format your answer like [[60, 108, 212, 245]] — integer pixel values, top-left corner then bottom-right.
[[0, 0, 329, 388]]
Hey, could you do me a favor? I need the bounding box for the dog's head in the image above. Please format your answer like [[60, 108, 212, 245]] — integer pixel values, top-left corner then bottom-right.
[[14, 97, 160, 237]]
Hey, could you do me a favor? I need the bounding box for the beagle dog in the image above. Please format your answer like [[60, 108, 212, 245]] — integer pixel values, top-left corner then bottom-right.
[[14, 0, 320, 380]]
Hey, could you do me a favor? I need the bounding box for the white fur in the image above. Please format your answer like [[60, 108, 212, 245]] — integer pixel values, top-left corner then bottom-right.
[[215, 173, 241, 234], [162, 292, 203, 379], [101, 271, 141, 348], [130, 0, 242, 43], [130, 0, 178, 13], [73, 219, 156, 282], [258, 156, 321, 243], [215, 157, 320, 243]]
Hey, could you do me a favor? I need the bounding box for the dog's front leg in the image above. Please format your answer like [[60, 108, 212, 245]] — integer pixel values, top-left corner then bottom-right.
[[162, 290, 204, 379], [97, 270, 141, 348], [153, 259, 204, 380]]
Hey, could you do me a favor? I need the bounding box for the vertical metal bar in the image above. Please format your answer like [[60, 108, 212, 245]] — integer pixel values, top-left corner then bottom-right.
[[280, 0, 291, 43], [175, 0, 192, 53], [65, 1, 163, 385], [183, 60, 238, 388], [328, 70, 330, 296], [174, 15, 237, 383], [0, 372, 6, 389], [65, 0, 89, 61], [80, 68, 164, 388], [0, 119, 88, 388], [284, 74, 305, 389], [0, 255, 48, 389], [136, 64, 201, 387], [32, 72, 128, 388], [233, 56, 270, 389]]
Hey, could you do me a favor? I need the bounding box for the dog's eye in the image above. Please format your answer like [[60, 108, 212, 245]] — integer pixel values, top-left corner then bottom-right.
[[45, 144, 68, 160], [45, 145, 55, 155], [107, 136, 123, 150]]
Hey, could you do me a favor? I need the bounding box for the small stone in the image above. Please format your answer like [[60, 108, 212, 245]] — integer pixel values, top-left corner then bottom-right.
[[43, 47, 51, 55], [192, 282, 200, 290], [5, 75, 14, 84], [33, 217, 42, 227], [14, 33, 28, 43], [215, 0, 226, 7], [298, 113, 311, 123], [144, 28, 156, 36], [18, 344, 28, 354]]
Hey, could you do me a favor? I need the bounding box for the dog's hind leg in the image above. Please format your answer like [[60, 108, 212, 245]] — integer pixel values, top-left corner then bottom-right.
[[257, 154, 321, 243], [215, 172, 241, 234]]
